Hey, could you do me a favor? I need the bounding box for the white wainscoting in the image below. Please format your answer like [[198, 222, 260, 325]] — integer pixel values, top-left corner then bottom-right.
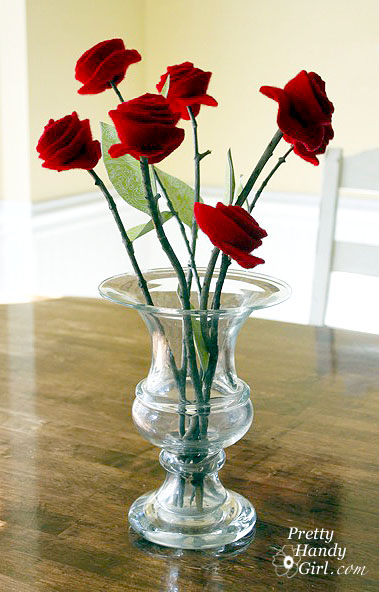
[[1, 189, 379, 333]]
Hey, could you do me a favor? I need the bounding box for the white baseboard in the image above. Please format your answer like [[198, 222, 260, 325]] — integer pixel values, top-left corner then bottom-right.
[[0, 200, 35, 302]]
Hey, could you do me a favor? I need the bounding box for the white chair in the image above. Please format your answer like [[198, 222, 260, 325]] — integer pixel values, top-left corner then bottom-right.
[[310, 147, 379, 326]]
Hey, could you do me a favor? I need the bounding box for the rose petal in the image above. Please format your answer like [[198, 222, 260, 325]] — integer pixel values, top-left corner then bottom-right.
[[75, 39, 125, 82], [216, 203, 267, 239], [78, 49, 141, 94], [156, 62, 217, 120], [194, 202, 254, 252], [260, 70, 334, 157], [37, 113, 101, 171], [108, 93, 184, 163], [218, 242, 265, 269]]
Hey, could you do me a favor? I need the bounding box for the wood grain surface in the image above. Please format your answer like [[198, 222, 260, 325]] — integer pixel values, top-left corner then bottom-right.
[[0, 297, 378, 591]]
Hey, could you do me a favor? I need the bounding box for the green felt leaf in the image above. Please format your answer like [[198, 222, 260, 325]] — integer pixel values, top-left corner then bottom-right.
[[126, 211, 173, 242], [190, 307, 210, 371], [101, 122, 149, 214], [101, 122, 196, 227], [160, 74, 170, 98], [225, 148, 235, 205], [154, 167, 196, 228]]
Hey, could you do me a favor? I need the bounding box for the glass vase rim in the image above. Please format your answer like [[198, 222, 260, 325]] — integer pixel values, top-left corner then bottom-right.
[[98, 267, 291, 317]]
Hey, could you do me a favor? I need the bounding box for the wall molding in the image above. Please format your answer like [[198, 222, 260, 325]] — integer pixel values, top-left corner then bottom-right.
[[29, 185, 379, 222], [2, 186, 378, 240], [1, 187, 379, 310]]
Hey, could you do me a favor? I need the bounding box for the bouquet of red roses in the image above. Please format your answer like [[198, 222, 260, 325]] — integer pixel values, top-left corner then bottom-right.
[[37, 38, 334, 319], [36, 38, 334, 537]]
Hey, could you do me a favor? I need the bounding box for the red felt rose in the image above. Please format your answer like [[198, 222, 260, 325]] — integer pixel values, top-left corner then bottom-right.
[[156, 62, 218, 120], [260, 70, 334, 165], [289, 123, 334, 165], [36, 112, 101, 171], [75, 38, 141, 95], [194, 202, 267, 269], [108, 93, 185, 164]]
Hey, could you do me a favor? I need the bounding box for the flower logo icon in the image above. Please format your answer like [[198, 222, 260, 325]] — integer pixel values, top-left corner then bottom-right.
[[272, 545, 300, 578]]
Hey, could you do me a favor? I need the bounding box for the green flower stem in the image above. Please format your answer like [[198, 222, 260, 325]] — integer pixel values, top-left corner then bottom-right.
[[216, 132, 285, 293], [140, 158, 205, 421], [235, 129, 283, 207], [188, 106, 200, 274], [187, 106, 211, 294], [153, 165, 201, 396], [88, 169, 153, 305], [89, 169, 185, 428], [201, 139, 291, 411], [153, 167, 202, 296], [182, 415, 200, 440], [249, 146, 294, 212], [110, 80, 124, 103], [200, 247, 219, 310], [180, 339, 188, 386], [201, 139, 292, 411], [211, 255, 232, 311], [202, 255, 231, 404], [199, 247, 219, 349], [201, 129, 284, 360], [201, 117, 280, 321]]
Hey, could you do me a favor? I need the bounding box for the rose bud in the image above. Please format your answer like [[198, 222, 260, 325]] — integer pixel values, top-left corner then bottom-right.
[[75, 38, 141, 95], [194, 202, 267, 269], [36, 112, 101, 171], [260, 70, 334, 165], [156, 62, 218, 120], [108, 93, 185, 164]]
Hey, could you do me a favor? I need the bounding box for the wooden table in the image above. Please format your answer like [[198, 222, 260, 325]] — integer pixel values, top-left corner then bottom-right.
[[0, 298, 378, 591]]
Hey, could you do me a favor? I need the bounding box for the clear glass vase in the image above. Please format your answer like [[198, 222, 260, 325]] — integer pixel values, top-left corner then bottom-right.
[[99, 268, 290, 549]]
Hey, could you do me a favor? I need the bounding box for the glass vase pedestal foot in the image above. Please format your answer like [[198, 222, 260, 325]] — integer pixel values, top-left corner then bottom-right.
[[128, 449, 257, 549], [99, 268, 290, 550]]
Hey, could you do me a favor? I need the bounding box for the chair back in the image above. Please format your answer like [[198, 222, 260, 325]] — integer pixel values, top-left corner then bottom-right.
[[310, 148, 379, 325]]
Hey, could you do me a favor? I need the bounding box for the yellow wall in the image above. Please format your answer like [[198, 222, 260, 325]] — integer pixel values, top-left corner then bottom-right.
[[27, 0, 144, 201], [25, 0, 379, 201], [143, 0, 379, 194]]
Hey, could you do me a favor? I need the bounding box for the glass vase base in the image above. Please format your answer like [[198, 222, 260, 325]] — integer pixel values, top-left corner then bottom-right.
[[128, 489, 257, 550]]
